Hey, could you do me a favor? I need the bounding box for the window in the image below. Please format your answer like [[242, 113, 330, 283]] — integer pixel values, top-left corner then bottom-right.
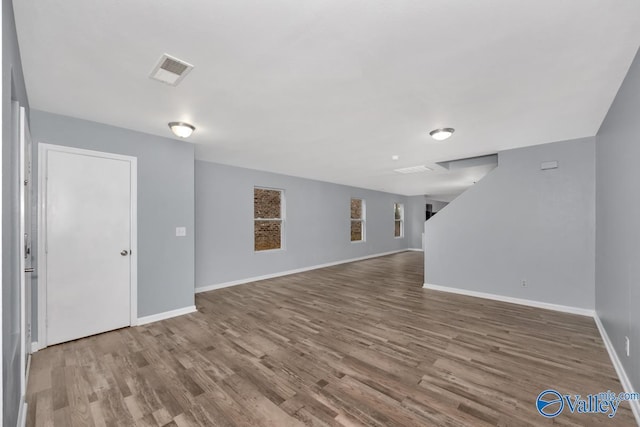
[[254, 187, 284, 251], [350, 198, 365, 242], [394, 203, 404, 238]]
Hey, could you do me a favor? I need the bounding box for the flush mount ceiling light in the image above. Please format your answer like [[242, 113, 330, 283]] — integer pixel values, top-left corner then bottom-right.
[[168, 122, 195, 138], [391, 155, 399, 161], [429, 127, 455, 141]]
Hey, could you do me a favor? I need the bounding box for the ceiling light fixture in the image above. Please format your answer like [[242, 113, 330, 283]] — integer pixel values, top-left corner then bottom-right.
[[429, 127, 455, 141], [168, 122, 195, 138], [392, 155, 399, 161]]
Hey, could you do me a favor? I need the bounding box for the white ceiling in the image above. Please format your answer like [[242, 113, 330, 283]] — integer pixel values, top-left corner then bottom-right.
[[13, 0, 640, 197]]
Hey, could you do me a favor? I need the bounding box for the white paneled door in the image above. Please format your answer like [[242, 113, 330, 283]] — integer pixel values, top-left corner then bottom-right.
[[42, 146, 136, 346]]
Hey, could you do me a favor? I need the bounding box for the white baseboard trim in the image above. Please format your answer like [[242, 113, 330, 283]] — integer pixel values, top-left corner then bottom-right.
[[421, 282, 639, 423], [407, 248, 424, 252], [422, 283, 595, 317], [16, 398, 27, 427], [18, 354, 32, 427], [594, 314, 640, 425], [26, 353, 32, 389], [137, 305, 197, 326], [31, 341, 39, 353], [196, 249, 409, 294]]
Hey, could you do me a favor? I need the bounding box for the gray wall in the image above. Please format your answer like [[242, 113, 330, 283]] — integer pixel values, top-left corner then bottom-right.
[[425, 137, 596, 309], [596, 47, 640, 394], [3, 0, 30, 425], [406, 196, 449, 249], [406, 196, 427, 249], [195, 161, 409, 288], [30, 110, 195, 337]]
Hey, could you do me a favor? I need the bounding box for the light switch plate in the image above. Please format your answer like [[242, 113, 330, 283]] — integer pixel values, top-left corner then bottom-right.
[[176, 227, 187, 237]]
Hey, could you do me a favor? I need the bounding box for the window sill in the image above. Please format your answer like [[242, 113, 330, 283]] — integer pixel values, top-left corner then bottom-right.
[[254, 248, 286, 253]]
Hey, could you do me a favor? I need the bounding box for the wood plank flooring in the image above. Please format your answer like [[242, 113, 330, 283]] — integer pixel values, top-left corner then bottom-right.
[[26, 252, 636, 426]]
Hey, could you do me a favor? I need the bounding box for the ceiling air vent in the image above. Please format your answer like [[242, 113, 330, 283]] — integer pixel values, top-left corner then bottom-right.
[[149, 54, 194, 86], [394, 165, 432, 174]]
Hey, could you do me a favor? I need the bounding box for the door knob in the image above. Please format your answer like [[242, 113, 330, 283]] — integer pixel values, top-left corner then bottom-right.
[[120, 250, 129, 256]]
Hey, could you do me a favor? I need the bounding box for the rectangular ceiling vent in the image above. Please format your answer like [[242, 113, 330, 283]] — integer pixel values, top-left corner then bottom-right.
[[149, 54, 194, 86], [393, 165, 432, 174]]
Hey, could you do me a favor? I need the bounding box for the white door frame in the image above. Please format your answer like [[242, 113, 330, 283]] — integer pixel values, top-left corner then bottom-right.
[[18, 106, 30, 404], [37, 143, 138, 349]]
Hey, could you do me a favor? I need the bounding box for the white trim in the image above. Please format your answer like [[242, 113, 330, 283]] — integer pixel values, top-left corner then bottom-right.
[[0, 8, 3, 419], [254, 186, 285, 252], [422, 283, 595, 317], [350, 198, 366, 242], [25, 353, 31, 389], [407, 248, 424, 252], [197, 249, 408, 293], [594, 315, 640, 425], [16, 399, 27, 427], [129, 154, 138, 326], [394, 202, 404, 239], [37, 143, 45, 347], [17, 354, 31, 427], [16, 103, 28, 408], [30, 341, 39, 353], [137, 305, 197, 326], [18, 106, 34, 415], [421, 282, 639, 424], [37, 143, 138, 349]]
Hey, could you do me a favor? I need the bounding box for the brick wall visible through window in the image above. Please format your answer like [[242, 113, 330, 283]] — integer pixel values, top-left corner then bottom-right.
[[351, 198, 365, 242], [254, 188, 283, 251], [394, 203, 404, 238]]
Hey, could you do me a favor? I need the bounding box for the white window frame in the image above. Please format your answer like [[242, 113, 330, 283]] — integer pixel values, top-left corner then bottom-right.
[[253, 187, 285, 252], [394, 202, 404, 238], [350, 198, 366, 242]]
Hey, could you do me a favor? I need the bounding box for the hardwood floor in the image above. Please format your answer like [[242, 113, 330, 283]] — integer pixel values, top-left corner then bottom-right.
[[27, 252, 636, 426]]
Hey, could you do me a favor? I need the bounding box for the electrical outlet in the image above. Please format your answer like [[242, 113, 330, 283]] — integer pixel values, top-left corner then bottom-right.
[[625, 336, 630, 357], [521, 280, 527, 287], [175, 227, 187, 237]]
